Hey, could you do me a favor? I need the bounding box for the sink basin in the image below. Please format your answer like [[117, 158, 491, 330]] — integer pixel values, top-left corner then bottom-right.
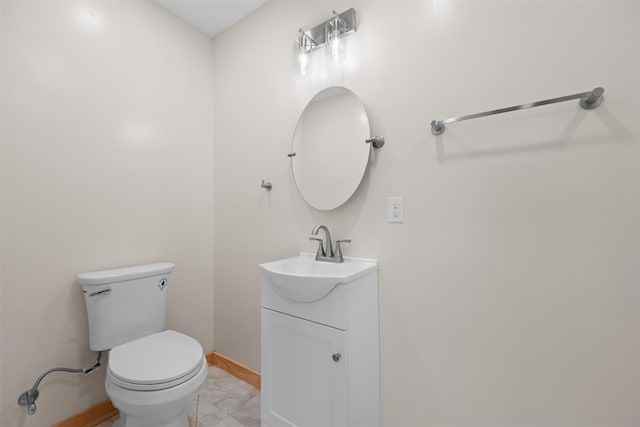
[[260, 253, 377, 303]]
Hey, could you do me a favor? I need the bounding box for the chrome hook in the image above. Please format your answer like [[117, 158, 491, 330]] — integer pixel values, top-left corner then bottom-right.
[[365, 136, 385, 149]]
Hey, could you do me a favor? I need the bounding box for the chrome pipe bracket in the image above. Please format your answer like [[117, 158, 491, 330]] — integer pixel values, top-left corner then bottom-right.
[[18, 389, 39, 415]]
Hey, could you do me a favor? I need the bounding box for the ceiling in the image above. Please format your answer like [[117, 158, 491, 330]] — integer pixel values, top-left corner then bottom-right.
[[155, 0, 269, 38]]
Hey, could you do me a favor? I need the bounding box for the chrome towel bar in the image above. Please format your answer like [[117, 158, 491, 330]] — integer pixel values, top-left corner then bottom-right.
[[431, 87, 604, 135]]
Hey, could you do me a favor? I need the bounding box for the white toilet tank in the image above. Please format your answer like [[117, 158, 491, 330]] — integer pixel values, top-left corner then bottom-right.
[[78, 263, 175, 351]]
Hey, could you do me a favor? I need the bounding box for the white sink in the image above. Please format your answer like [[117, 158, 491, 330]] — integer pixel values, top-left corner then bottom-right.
[[260, 253, 377, 303]]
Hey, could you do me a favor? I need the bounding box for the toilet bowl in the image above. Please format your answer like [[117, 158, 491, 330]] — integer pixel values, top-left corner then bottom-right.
[[106, 330, 207, 427]]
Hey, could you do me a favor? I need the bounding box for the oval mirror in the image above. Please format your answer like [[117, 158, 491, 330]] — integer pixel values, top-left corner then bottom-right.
[[291, 86, 371, 210]]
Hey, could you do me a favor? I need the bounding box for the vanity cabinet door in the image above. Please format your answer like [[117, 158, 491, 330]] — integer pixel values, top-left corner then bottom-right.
[[261, 309, 347, 427]]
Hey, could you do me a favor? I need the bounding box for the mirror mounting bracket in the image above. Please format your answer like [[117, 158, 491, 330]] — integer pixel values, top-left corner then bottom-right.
[[365, 136, 385, 149]]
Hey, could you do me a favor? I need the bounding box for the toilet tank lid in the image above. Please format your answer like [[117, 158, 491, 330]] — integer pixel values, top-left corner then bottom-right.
[[77, 263, 175, 286]]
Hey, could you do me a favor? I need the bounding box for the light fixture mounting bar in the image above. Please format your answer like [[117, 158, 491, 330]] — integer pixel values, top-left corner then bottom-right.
[[302, 8, 357, 47]]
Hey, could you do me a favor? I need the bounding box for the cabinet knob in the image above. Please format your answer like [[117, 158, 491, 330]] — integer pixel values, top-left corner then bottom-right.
[[332, 353, 342, 362]]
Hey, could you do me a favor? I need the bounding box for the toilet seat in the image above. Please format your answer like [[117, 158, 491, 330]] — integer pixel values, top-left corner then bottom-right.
[[108, 330, 204, 391]]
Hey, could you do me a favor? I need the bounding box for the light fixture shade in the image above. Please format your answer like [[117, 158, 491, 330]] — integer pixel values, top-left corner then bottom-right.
[[297, 30, 316, 76], [298, 49, 311, 76], [325, 14, 346, 63]]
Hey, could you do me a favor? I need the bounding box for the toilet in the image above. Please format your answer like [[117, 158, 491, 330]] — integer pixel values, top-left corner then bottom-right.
[[78, 263, 207, 427]]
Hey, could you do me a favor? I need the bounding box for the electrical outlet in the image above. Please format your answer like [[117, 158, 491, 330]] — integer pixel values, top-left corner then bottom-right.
[[387, 197, 404, 223]]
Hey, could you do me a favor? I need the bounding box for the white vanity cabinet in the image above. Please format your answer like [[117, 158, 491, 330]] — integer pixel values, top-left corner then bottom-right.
[[260, 253, 380, 427]]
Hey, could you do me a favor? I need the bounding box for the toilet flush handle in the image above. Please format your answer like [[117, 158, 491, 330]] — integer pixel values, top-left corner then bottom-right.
[[88, 287, 111, 297]]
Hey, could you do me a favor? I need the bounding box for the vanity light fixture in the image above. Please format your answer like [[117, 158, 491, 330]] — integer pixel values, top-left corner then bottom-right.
[[297, 29, 317, 76], [296, 8, 357, 75]]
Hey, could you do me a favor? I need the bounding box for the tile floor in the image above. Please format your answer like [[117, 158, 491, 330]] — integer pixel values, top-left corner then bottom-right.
[[94, 365, 261, 427]]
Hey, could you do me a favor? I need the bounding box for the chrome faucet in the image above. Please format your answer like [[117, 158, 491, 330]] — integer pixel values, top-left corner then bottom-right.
[[309, 224, 351, 263]]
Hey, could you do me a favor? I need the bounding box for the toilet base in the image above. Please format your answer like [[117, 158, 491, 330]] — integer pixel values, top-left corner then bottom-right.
[[106, 357, 207, 427]]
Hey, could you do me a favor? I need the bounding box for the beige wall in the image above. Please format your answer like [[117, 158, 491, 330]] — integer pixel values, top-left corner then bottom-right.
[[0, 1, 214, 426], [212, 1, 639, 426], [1, 0, 638, 426]]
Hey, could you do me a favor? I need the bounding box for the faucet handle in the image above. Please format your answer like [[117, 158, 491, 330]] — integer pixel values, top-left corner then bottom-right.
[[335, 239, 351, 261], [309, 237, 325, 257]]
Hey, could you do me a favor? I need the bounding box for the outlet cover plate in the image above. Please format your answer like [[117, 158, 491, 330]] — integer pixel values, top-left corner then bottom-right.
[[387, 197, 404, 223]]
